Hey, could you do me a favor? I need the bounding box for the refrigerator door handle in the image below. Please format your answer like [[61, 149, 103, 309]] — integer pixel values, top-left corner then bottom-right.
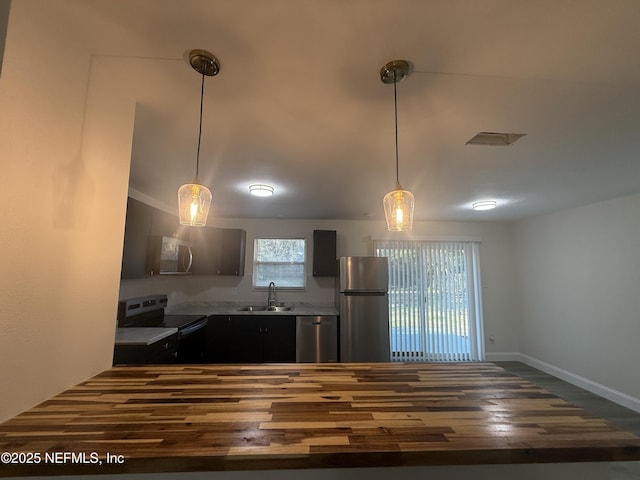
[[342, 291, 387, 296]]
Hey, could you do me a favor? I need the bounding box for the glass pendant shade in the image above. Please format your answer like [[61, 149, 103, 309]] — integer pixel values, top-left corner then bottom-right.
[[383, 183, 414, 231], [178, 180, 212, 226]]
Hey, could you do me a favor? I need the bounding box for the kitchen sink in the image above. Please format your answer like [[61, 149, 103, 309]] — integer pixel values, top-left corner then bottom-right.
[[236, 306, 292, 312], [237, 306, 267, 312], [266, 306, 291, 312]]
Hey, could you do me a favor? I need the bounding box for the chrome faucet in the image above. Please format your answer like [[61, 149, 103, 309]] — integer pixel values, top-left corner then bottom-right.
[[267, 281, 277, 308]]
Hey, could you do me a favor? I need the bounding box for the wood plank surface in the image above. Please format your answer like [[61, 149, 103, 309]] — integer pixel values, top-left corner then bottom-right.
[[1, 362, 640, 477]]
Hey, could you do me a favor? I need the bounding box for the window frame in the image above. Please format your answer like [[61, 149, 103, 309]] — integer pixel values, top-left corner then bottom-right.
[[252, 237, 307, 290]]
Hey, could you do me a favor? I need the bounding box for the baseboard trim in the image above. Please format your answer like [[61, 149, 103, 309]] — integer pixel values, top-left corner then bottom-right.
[[518, 354, 640, 414]]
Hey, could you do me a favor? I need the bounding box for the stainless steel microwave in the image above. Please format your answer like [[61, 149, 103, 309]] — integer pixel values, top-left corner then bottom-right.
[[146, 236, 193, 275]]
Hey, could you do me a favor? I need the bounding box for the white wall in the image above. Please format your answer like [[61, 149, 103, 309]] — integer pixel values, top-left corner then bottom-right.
[[0, 2, 135, 422], [514, 192, 640, 401], [119, 216, 520, 358], [0, 1, 518, 422]]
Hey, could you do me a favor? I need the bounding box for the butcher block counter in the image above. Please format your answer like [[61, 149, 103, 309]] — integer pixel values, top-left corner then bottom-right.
[[1, 362, 640, 477]]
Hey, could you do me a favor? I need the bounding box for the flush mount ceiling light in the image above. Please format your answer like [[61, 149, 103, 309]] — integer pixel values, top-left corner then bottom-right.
[[249, 184, 274, 197], [472, 200, 497, 211], [465, 132, 526, 146], [178, 49, 220, 226], [381, 60, 414, 232]]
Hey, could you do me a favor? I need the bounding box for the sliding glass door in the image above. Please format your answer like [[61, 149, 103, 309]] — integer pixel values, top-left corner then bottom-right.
[[374, 240, 485, 362]]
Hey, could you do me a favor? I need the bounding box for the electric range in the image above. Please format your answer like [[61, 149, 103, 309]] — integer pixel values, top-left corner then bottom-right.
[[117, 294, 208, 363]]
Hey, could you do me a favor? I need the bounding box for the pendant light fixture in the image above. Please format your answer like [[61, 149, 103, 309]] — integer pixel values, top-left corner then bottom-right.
[[381, 60, 414, 232], [178, 49, 220, 226]]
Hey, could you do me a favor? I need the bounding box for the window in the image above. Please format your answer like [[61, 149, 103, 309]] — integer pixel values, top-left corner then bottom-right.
[[253, 238, 306, 289], [374, 239, 485, 362]]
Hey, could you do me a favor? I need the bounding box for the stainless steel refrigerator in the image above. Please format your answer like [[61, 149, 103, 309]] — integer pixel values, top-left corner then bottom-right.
[[337, 256, 390, 362]]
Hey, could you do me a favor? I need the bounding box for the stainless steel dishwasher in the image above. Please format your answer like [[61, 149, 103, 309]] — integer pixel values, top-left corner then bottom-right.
[[295, 316, 338, 362]]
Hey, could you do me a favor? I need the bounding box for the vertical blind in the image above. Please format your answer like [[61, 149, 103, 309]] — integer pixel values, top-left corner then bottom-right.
[[374, 239, 485, 362]]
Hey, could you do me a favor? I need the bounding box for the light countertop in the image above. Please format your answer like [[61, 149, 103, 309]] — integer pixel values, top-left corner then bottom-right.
[[114, 327, 178, 345], [166, 301, 338, 317]]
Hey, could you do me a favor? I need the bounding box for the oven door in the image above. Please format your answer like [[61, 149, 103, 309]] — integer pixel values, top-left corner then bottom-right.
[[176, 318, 208, 363]]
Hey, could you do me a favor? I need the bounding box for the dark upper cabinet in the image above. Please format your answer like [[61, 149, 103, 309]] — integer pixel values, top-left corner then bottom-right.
[[192, 227, 246, 276], [121, 197, 192, 279], [312, 229, 337, 277], [190, 227, 221, 275], [150, 208, 191, 241], [219, 228, 246, 275], [121, 198, 153, 279]]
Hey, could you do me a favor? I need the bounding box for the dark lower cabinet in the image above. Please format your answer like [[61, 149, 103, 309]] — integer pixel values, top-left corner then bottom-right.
[[262, 316, 296, 362], [205, 315, 230, 363], [206, 315, 296, 363], [226, 316, 263, 363], [113, 333, 178, 365]]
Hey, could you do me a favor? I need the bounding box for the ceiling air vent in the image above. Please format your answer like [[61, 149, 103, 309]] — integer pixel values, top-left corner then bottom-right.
[[465, 132, 526, 146]]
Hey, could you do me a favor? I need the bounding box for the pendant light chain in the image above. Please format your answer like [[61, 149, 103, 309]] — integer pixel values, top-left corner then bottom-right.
[[393, 68, 399, 185], [195, 70, 205, 179]]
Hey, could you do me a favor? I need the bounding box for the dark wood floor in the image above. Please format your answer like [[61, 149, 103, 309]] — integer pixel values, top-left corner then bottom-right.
[[498, 361, 640, 480], [498, 362, 640, 434]]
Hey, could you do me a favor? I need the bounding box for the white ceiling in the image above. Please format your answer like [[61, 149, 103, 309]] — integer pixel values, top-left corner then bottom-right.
[[51, 0, 640, 222]]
